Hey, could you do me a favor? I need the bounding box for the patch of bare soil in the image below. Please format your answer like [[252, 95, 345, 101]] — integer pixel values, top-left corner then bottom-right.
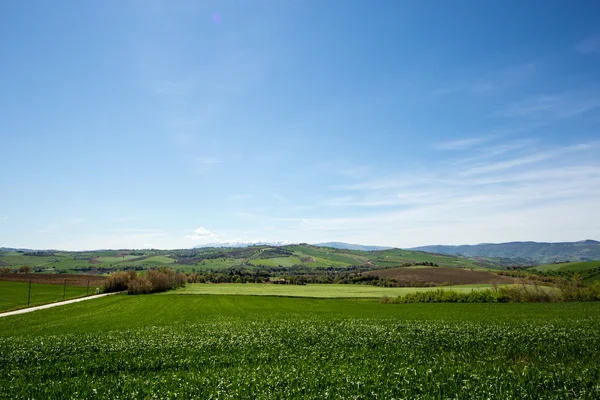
[[0, 273, 107, 286], [364, 267, 515, 285]]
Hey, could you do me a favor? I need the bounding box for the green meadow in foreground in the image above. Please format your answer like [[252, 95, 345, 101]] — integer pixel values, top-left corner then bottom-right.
[[170, 282, 497, 297], [0, 281, 90, 312], [1, 295, 600, 399]]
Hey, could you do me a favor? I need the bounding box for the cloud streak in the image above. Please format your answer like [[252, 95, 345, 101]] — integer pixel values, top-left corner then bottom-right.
[[436, 136, 497, 150], [285, 139, 600, 247], [576, 35, 600, 54], [496, 92, 600, 120]]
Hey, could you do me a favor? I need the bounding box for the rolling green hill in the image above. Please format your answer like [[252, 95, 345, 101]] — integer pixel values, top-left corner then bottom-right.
[[412, 240, 600, 265], [0, 244, 498, 274]]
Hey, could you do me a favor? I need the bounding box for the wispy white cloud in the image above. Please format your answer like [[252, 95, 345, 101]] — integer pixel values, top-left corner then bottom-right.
[[197, 157, 221, 165], [271, 193, 289, 203], [434, 82, 499, 96], [576, 35, 600, 54], [433, 63, 536, 96], [37, 218, 86, 234], [105, 228, 165, 234], [185, 227, 218, 243], [230, 193, 253, 201], [462, 143, 597, 175], [451, 139, 534, 166], [436, 135, 497, 150], [496, 91, 600, 119], [284, 139, 600, 247]]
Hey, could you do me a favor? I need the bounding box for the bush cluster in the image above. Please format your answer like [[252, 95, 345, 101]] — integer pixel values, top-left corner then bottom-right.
[[104, 268, 186, 295]]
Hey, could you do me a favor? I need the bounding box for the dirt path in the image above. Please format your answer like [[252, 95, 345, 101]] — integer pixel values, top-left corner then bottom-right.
[[0, 292, 120, 318]]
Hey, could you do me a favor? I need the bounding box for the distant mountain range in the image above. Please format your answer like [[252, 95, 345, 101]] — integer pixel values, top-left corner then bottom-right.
[[313, 242, 394, 251], [411, 240, 600, 265]]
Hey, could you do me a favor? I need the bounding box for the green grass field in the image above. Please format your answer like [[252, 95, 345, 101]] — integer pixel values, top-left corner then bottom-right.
[[0, 281, 90, 312], [193, 258, 246, 270], [1, 294, 599, 398], [249, 256, 304, 267], [172, 283, 497, 297], [95, 255, 141, 263]]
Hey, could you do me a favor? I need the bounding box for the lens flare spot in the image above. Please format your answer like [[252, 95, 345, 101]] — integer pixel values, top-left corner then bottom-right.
[[211, 13, 222, 25]]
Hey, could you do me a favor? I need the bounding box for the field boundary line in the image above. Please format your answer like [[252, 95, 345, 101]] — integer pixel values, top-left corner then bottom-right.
[[0, 292, 122, 318]]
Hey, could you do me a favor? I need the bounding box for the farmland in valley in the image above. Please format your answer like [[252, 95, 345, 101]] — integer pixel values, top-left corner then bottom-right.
[[0, 244, 498, 275], [1, 295, 599, 398]]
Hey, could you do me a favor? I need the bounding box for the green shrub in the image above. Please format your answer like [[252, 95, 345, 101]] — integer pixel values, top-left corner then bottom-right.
[[384, 283, 595, 304], [561, 281, 600, 301]]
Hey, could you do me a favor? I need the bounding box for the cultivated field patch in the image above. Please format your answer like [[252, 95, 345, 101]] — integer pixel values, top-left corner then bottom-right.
[[365, 267, 516, 285], [0, 273, 106, 287], [172, 283, 498, 298]]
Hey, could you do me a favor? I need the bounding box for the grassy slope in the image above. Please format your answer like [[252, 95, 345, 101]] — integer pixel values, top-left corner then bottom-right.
[[172, 283, 496, 297], [532, 260, 600, 272], [364, 248, 496, 269], [117, 255, 176, 266], [192, 258, 246, 271], [249, 256, 304, 267], [0, 281, 90, 312], [95, 255, 141, 263], [0, 253, 58, 267], [288, 245, 368, 265], [530, 260, 600, 283]]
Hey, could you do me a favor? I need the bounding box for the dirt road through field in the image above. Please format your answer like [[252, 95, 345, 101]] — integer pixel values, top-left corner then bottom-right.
[[0, 292, 120, 318]]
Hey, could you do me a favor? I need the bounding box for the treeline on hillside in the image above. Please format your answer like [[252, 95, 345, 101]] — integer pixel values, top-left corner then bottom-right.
[[497, 268, 600, 285], [174, 247, 293, 264]]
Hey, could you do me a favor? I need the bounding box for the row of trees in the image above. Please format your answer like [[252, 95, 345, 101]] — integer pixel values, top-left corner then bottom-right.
[[183, 268, 445, 288], [0, 266, 31, 274]]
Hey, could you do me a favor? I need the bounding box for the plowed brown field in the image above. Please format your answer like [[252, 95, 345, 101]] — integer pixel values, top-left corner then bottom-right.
[[365, 267, 515, 285], [0, 273, 106, 287]]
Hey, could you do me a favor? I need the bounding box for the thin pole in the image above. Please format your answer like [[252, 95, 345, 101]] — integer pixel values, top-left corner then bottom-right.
[[27, 279, 31, 306], [63, 279, 66, 300]]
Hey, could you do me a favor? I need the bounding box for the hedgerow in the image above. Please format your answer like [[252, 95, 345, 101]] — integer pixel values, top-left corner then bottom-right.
[[383, 282, 600, 303], [104, 267, 186, 294]]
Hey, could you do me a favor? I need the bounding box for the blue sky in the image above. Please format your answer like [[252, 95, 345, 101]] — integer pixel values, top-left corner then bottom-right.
[[1, 0, 600, 250]]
